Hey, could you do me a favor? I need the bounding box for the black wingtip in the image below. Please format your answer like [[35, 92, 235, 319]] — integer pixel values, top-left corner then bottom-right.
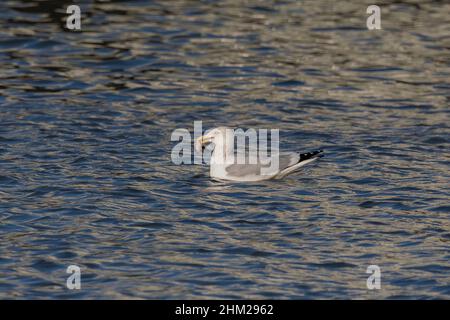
[[299, 149, 324, 162]]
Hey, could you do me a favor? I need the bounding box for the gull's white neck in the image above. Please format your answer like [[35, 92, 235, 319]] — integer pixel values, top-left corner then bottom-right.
[[210, 131, 235, 178], [210, 138, 234, 165]]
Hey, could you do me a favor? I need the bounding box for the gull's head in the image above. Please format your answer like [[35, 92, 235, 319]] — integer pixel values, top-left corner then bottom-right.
[[195, 127, 232, 152]]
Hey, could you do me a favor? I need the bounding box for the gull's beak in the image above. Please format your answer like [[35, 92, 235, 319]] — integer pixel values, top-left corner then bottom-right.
[[195, 135, 212, 152]]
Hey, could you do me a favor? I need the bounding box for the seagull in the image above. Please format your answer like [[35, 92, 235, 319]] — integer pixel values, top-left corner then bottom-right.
[[195, 127, 323, 182]]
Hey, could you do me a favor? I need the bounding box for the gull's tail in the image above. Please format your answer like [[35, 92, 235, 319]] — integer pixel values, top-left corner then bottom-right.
[[276, 149, 324, 179]]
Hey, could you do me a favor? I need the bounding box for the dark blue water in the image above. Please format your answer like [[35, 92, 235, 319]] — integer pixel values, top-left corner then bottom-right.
[[0, 0, 449, 299]]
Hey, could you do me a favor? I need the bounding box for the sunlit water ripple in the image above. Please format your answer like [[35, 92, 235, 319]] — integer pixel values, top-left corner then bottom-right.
[[0, 0, 449, 299]]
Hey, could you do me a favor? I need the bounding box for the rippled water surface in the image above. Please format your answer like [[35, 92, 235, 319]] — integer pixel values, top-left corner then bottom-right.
[[0, 0, 449, 299]]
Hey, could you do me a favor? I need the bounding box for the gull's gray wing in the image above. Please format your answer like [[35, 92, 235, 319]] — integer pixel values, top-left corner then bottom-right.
[[225, 152, 299, 177]]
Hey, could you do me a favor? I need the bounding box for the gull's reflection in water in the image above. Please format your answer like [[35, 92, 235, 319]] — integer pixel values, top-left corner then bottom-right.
[[186, 172, 236, 192]]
